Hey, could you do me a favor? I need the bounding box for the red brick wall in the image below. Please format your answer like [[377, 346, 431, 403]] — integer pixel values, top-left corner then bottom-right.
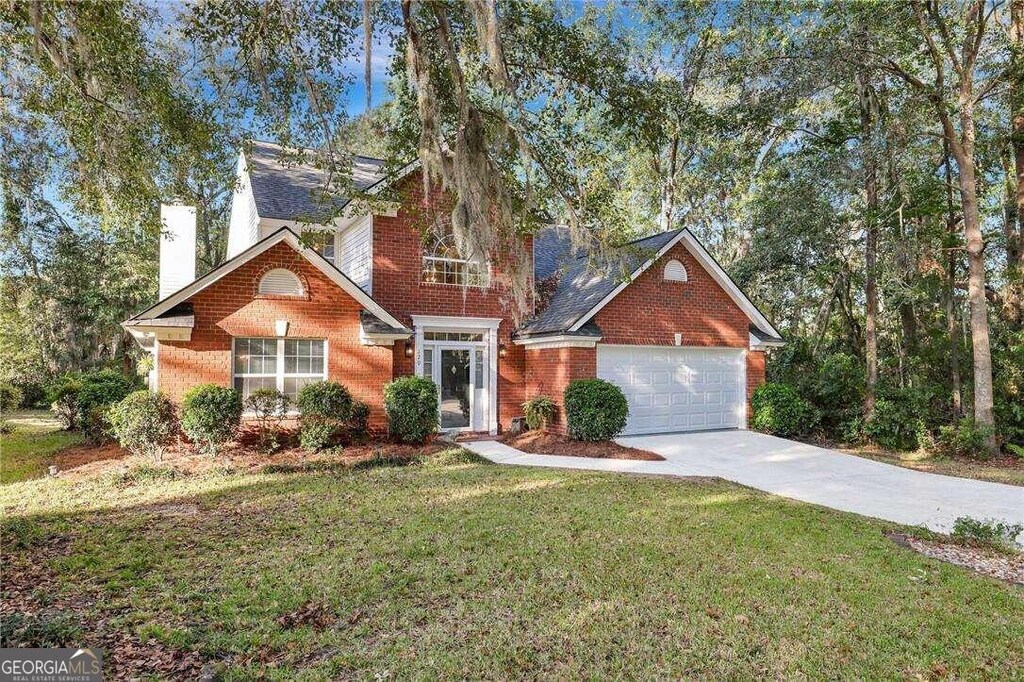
[[595, 241, 749, 348], [372, 177, 530, 431], [746, 350, 766, 423], [157, 241, 394, 429], [523, 346, 596, 434]]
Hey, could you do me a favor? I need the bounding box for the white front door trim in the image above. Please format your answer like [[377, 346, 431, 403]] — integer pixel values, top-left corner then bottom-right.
[[411, 315, 502, 435]]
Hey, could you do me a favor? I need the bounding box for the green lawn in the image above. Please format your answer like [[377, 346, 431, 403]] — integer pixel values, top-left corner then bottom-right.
[[1, 449, 1021, 679], [0, 410, 83, 484]]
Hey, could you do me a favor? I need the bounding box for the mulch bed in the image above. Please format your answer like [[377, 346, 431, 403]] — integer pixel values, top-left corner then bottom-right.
[[47, 431, 451, 481], [888, 533, 1024, 585], [500, 430, 664, 461]]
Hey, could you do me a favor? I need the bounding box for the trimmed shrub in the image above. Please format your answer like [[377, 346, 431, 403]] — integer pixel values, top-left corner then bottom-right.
[[348, 400, 370, 437], [751, 383, 817, 438], [244, 388, 289, 452], [522, 395, 556, 431], [79, 371, 136, 443], [563, 379, 628, 442], [297, 381, 353, 452], [107, 391, 178, 463], [384, 376, 438, 443], [0, 382, 23, 414], [181, 384, 242, 454], [297, 381, 352, 419]]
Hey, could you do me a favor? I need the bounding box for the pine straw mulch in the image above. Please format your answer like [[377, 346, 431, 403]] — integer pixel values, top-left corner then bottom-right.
[[887, 533, 1024, 586], [500, 430, 664, 461], [46, 429, 451, 482]]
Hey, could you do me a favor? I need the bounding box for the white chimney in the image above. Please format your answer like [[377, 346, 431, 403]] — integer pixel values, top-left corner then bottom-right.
[[159, 204, 197, 298]]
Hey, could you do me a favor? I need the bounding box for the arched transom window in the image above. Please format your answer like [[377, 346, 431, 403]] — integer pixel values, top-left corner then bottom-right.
[[258, 268, 304, 297], [663, 259, 688, 283], [422, 234, 490, 287]]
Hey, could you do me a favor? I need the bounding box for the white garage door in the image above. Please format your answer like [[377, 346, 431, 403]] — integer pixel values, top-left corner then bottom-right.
[[597, 345, 746, 436]]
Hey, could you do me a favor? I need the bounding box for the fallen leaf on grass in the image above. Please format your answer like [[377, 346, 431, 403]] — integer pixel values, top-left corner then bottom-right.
[[276, 600, 336, 630]]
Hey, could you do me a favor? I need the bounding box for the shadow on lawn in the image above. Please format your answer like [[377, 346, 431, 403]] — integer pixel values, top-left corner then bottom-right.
[[2, 454, 1022, 680]]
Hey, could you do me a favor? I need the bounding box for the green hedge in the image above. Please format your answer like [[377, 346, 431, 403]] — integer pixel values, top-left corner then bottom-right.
[[384, 376, 438, 443], [751, 383, 817, 438], [181, 384, 242, 454], [563, 379, 628, 441]]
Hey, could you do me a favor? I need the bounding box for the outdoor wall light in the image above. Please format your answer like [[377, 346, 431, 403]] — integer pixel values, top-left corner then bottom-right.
[[404, 341, 414, 358], [498, 343, 507, 359]]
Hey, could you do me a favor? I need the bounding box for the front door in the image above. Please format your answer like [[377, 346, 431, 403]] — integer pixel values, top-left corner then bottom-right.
[[438, 348, 472, 429]]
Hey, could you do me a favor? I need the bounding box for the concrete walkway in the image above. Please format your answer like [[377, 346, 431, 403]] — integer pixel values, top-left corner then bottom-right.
[[463, 431, 1024, 536]]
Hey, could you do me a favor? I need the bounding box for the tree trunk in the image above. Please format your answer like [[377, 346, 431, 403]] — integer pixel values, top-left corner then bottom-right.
[[855, 35, 879, 418], [943, 140, 962, 417], [950, 97, 997, 453], [363, 0, 373, 112], [1010, 0, 1024, 322]]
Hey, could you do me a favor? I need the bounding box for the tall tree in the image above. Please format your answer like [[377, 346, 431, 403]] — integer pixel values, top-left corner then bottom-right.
[[872, 1, 1003, 452]]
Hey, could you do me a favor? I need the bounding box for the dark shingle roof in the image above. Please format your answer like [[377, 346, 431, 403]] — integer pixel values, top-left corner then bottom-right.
[[125, 302, 194, 327], [522, 229, 683, 335], [533, 226, 576, 281], [360, 310, 411, 335], [246, 140, 389, 222], [749, 324, 783, 343]]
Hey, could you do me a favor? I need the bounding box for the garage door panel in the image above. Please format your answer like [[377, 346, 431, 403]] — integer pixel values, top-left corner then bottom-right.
[[598, 345, 745, 436]]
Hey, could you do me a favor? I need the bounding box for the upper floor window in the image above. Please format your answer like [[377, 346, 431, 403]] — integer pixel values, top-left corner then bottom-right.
[[258, 268, 304, 296], [422, 234, 490, 287], [663, 259, 688, 283], [305, 231, 336, 264]]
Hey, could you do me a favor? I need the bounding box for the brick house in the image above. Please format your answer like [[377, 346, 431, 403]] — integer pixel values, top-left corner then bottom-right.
[[125, 141, 783, 436]]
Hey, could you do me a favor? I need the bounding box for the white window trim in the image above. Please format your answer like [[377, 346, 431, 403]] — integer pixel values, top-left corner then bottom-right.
[[232, 337, 328, 415], [421, 235, 491, 288], [411, 315, 501, 435]]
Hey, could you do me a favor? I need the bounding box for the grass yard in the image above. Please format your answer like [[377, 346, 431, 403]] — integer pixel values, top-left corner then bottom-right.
[[841, 444, 1024, 487], [2, 445, 1022, 679], [0, 410, 84, 484]]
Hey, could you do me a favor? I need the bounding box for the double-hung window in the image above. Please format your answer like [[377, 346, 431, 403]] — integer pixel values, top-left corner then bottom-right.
[[233, 338, 326, 404]]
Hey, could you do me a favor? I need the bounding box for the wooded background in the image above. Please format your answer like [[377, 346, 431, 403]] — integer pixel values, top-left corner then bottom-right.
[[2, 0, 1021, 454]]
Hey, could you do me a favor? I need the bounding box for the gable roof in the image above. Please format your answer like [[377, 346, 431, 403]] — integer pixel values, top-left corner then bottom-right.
[[523, 227, 782, 341], [245, 140, 421, 223], [125, 227, 408, 332]]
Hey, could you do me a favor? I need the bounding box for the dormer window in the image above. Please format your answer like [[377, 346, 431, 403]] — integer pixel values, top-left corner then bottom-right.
[[422, 234, 490, 287], [663, 259, 688, 283], [258, 268, 304, 297]]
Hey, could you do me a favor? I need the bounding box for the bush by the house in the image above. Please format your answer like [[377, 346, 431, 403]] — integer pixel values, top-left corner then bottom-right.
[[296, 381, 353, 452], [107, 391, 178, 463], [951, 516, 1023, 551], [180, 384, 242, 454], [76, 369, 137, 442], [935, 418, 996, 460], [297, 380, 352, 419], [348, 400, 370, 437], [0, 382, 23, 414], [384, 376, 438, 443], [244, 388, 290, 451], [522, 395, 556, 431], [563, 379, 628, 441], [751, 383, 817, 438]]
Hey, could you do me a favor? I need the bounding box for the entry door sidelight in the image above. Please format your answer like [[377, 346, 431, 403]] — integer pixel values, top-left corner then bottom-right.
[[439, 348, 472, 429]]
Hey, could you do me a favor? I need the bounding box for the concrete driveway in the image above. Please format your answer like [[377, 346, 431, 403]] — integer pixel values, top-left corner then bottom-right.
[[617, 430, 1024, 535], [465, 431, 1023, 535]]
